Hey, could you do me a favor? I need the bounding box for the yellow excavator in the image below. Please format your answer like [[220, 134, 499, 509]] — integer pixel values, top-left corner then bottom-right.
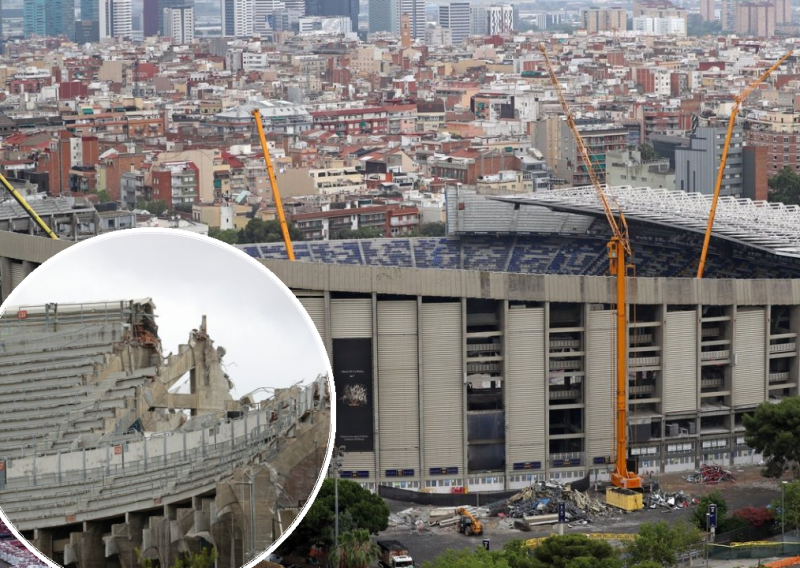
[[455, 508, 483, 536]]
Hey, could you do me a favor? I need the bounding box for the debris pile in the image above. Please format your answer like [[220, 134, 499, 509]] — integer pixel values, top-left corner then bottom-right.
[[644, 489, 692, 509], [484, 480, 609, 529], [685, 465, 735, 484]]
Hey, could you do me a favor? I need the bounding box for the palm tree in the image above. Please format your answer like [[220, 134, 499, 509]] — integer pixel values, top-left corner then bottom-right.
[[327, 529, 379, 568]]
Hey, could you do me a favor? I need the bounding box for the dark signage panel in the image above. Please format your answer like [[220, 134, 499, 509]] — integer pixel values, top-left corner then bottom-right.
[[333, 338, 374, 452]]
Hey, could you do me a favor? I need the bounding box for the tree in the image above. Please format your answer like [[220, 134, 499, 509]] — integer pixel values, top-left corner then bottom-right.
[[500, 540, 537, 568], [135, 198, 168, 216], [768, 167, 800, 206], [278, 479, 389, 554], [136, 547, 217, 568], [526, 535, 621, 568], [732, 506, 774, 528], [638, 143, 657, 162], [691, 491, 728, 530], [327, 529, 379, 568], [331, 227, 385, 240], [237, 218, 304, 244], [771, 480, 800, 533], [423, 547, 511, 568], [687, 14, 723, 37], [414, 222, 446, 237], [625, 521, 701, 567], [743, 397, 800, 479], [96, 190, 111, 203], [208, 228, 239, 245]]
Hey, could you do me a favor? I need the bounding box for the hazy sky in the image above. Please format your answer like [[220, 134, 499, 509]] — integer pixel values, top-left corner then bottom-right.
[[4, 229, 330, 399]]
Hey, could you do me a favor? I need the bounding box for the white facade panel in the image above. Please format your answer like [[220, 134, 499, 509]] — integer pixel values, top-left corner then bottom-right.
[[331, 298, 372, 338], [377, 302, 420, 474], [664, 310, 697, 414], [733, 308, 766, 407], [586, 310, 615, 461], [421, 303, 463, 476], [298, 295, 326, 348], [505, 306, 546, 470]]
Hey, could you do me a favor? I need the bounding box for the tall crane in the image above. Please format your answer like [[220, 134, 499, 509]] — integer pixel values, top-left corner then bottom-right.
[[252, 109, 295, 261], [696, 51, 793, 278], [0, 173, 57, 239], [539, 43, 641, 490]]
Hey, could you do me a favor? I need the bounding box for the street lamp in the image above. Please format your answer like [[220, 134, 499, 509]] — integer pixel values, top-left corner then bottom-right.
[[330, 446, 345, 549], [783, 480, 789, 543]]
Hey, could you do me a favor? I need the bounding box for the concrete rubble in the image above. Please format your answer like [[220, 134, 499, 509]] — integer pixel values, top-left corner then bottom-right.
[[485, 480, 610, 529], [644, 489, 693, 510], [685, 464, 736, 484]]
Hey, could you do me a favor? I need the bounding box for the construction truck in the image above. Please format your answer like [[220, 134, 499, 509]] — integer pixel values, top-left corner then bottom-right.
[[377, 540, 414, 568], [456, 508, 483, 536]]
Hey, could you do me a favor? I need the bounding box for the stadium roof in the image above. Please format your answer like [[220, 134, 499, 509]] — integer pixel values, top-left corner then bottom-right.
[[493, 186, 800, 259]]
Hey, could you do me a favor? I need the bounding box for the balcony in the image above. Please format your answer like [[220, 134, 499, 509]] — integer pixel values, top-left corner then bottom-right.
[[770, 342, 796, 354], [701, 350, 730, 362], [630, 356, 660, 367]]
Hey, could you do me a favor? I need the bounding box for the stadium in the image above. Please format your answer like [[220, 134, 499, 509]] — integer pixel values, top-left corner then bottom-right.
[[0, 186, 799, 497], [0, 300, 330, 568]]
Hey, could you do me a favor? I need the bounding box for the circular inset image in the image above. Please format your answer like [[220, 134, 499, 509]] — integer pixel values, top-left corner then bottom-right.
[[0, 229, 333, 568]]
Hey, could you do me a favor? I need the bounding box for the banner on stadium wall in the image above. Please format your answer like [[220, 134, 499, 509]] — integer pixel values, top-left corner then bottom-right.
[[333, 338, 374, 452]]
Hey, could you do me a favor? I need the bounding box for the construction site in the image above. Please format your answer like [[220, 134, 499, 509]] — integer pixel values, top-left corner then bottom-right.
[[0, 299, 331, 568]]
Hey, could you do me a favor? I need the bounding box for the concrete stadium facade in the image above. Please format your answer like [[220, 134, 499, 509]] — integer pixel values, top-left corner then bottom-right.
[[262, 260, 796, 493], [0, 227, 797, 495]]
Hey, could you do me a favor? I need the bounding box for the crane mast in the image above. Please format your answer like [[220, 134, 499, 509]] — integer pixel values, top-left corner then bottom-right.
[[253, 109, 295, 261], [697, 50, 792, 278], [539, 43, 641, 490]]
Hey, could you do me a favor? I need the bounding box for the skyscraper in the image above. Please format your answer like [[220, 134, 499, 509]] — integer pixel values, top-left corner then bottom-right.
[[163, 5, 194, 43], [440, 1, 470, 44], [24, 0, 76, 39], [368, 0, 394, 32], [486, 4, 514, 35], [305, 0, 358, 32], [700, 0, 714, 21], [82, 0, 99, 21], [100, 0, 133, 38], [393, 0, 424, 39], [221, 0, 254, 36], [143, 0, 159, 35], [470, 4, 486, 35]]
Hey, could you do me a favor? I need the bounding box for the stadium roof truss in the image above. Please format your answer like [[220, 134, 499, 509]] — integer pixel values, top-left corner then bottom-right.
[[493, 186, 800, 259]]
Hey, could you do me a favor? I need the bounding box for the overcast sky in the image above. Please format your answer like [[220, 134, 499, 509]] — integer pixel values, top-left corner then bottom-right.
[[3, 229, 330, 399]]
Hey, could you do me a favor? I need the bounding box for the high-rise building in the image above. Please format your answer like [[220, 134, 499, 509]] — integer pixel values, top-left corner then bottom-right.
[[700, 0, 715, 21], [676, 126, 744, 197], [163, 5, 194, 43], [393, 0, 425, 39], [470, 4, 487, 35], [581, 7, 626, 33], [75, 19, 100, 42], [368, 0, 393, 32], [254, 0, 284, 33], [82, 0, 99, 20], [143, 0, 159, 35], [24, 0, 76, 39], [775, 0, 789, 24], [735, 1, 775, 36], [100, 0, 133, 39], [221, 0, 254, 36], [305, 0, 358, 32], [439, 1, 470, 44], [486, 4, 514, 35]]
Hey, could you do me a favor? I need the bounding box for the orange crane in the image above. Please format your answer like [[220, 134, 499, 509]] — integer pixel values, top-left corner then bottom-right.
[[539, 43, 641, 491], [252, 108, 295, 261], [696, 51, 792, 278]]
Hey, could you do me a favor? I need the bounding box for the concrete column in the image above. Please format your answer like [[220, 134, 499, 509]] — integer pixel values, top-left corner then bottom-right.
[[32, 528, 54, 559], [78, 522, 106, 568], [0, 256, 12, 301]]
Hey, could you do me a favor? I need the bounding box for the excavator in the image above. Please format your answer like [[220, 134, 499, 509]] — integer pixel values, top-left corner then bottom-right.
[[539, 43, 642, 493], [455, 508, 483, 536]]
